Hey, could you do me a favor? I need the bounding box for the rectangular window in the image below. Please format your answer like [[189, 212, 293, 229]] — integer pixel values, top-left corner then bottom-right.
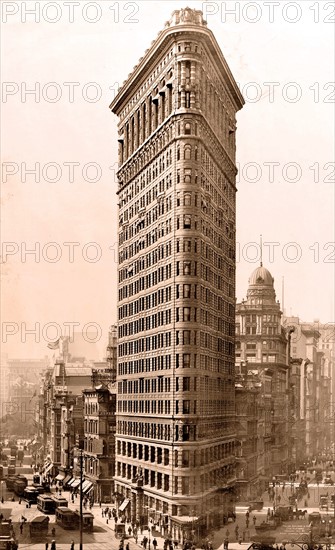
[[183, 354, 190, 368], [183, 308, 191, 322], [183, 331, 191, 345], [183, 377, 190, 391]]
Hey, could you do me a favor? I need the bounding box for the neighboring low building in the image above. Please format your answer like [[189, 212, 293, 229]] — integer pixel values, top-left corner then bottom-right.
[[82, 384, 117, 503], [236, 264, 289, 484]]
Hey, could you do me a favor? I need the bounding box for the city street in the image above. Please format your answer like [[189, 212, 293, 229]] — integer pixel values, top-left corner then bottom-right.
[[3, 466, 335, 549]]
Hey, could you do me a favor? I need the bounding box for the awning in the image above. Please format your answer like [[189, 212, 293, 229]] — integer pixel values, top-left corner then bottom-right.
[[44, 463, 53, 474], [55, 473, 65, 481], [63, 475, 72, 485], [170, 516, 199, 525], [119, 498, 130, 512], [68, 478, 77, 487], [82, 481, 94, 494], [65, 477, 75, 486], [71, 479, 81, 489]]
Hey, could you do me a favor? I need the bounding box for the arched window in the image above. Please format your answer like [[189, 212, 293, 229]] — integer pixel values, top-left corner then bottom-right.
[[185, 123, 191, 135], [184, 145, 191, 160]]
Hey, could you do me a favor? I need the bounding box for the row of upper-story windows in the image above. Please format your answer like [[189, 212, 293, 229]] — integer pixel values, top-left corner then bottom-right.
[[121, 141, 200, 212], [119, 399, 202, 416], [117, 438, 236, 473], [118, 264, 172, 301], [120, 238, 172, 266], [201, 148, 235, 205], [121, 84, 174, 162], [116, 466, 234, 496], [118, 354, 172, 376], [118, 287, 172, 320], [120, 194, 172, 228], [119, 203, 173, 248], [117, 420, 172, 441], [119, 217, 172, 246], [118, 306, 234, 341], [118, 151, 173, 203], [119, 283, 232, 321], [118, 310, 172, 338], [84, 402, 98, 414], [118, 119, 199, 187], [118, 331, 171, 356], [122, 202, 233, 260], [84, 419, 98, 434], [120, 50, 174, 120], [118, 376, 171, 395]]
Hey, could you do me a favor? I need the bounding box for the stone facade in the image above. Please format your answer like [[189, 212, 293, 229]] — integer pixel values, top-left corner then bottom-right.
[[110, 7, 244, 538], [236, 265, 289, 484]]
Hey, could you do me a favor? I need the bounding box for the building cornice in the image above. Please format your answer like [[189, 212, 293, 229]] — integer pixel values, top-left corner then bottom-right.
[[109, 24, 244, 114]]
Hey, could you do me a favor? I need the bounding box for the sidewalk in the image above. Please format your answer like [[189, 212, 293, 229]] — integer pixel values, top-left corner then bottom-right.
[[64, 487, 262, 549]]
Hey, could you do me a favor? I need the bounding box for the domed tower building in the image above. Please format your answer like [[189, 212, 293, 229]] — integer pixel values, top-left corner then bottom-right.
[[235, 265, 289, 496]]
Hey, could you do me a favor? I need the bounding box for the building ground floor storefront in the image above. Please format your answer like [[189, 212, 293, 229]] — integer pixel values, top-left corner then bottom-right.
[[114, 480, 236, 542]]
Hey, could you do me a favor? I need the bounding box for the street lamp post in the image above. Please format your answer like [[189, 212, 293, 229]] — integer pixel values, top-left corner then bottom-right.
[[145, 505, 151, 550], [79, 447, 83, 550], [76, 436, 84, 550]]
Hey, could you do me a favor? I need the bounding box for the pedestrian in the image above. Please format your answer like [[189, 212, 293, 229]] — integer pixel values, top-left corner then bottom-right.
[[102, 509, 104, 517], [253, 515, 256, 526], [1, 497, 3, 504], [45, 543, 49, 550], [246, 518, 249, 528], [223, 538, 229, 550], [128, 526, 132, 536], [153, 538, 158, 550], [126, 543, 130, 550], [19, 498, 21, 504], [70, 541, 75, 550], [51, 541, 56, 550]]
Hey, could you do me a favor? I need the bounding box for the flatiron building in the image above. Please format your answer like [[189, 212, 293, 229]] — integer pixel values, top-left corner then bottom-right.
[[109, 7, 244, 538]]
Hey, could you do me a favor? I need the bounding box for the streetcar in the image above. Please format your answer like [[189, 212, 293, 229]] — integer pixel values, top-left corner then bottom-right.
[[73, 510, 94, 532], [55, 507, 77, 530], [29, 516, 49, 539], [37, 494, 56, 514], [51, 496, 68, 509], [12, 476, 28, 496], [23, 487, 39, 505]]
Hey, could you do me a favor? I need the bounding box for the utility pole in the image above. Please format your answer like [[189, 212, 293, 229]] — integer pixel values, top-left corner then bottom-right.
[[78, 437, 84, 550], [286, 326, 295, 474]]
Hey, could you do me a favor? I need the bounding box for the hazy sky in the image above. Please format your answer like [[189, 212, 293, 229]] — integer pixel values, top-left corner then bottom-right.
[[1, 0, 334, 359]]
